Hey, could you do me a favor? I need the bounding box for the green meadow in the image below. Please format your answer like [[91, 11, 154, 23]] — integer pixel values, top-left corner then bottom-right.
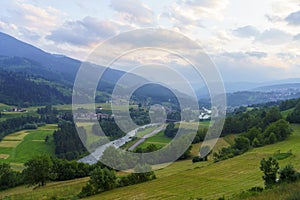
[[1, 121, 300, 199], [0, 124, 57, 170]]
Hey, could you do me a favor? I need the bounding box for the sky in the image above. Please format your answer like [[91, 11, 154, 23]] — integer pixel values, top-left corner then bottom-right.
[[0, 0, 300, 82]]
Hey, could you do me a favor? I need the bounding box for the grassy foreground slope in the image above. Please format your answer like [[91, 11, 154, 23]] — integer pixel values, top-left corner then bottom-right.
[[233, 180, 300, 200], [87, 124, 300, 200], [1, 124, 299, 200]]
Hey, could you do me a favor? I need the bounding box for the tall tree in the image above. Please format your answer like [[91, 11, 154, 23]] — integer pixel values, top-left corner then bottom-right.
[[23, 155, 53, 186], [260, 157, 279, 188]]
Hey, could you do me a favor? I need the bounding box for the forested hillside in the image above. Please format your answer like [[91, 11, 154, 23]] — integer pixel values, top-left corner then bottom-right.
[[0, 71, 70, 106]]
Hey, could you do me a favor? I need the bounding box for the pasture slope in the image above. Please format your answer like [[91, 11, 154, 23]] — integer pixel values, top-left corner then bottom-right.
[[0, 124, 299, 199], [87, 124, 300, 200], [0, 124, 57, 170]]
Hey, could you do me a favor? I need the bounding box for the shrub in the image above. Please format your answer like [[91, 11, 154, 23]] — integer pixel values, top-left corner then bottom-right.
[[248, 186, 264, 193], [279, 164, 299, 183], [260, 157, 279, 188], [23, 123, 37, 129], [192, 156, 204, 163]]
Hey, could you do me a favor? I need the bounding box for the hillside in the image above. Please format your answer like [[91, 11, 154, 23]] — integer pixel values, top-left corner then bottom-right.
[[0, 124, 57, 170], [87, 124, 300, 200], [0, 124, 299, 199], [0, 71, 70, 106]]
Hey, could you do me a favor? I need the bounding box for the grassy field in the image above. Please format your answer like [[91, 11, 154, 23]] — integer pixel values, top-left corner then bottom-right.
[[137, 131, 172, 149], [76, 122, 104, 147], [84, 124, 300, 200], [120, 125, 160, 150], [233, 180, 300, 200], [0, 103, 13, 111], [1, 124, 300, 200], [0, 177, 89, 200], [136, 126, 160, 138], [0, 124, 57, 169], [136, 121, 211, 150]]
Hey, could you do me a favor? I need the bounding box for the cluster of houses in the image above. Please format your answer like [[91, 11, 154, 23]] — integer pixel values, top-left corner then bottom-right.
[[2, 108, 27, 113], [74, 106, 114, 121], [198, 107, 211, 121]]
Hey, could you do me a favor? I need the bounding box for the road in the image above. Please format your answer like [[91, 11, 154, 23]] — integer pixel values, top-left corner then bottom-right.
[[77, 123, 162, 165], [128, 124, 165, 151]]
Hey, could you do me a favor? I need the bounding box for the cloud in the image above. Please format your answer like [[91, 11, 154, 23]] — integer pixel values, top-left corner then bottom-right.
[[265, 14, 282, 23], [161, 0, 228, 31], [294, 33, 300, 40], [110, 0, 154, 25], [256, 28, 292, 45], [214, 52, 296, 82], [246, 51, 268, 58], [219, 51, 267, 61], [0, 2, 64, 52], [233, 25, 260, 38], [4, 3, 62, 35], [47, 17, 129, 46], [285, 10, 300, 25], [185, 0, 227, 9]]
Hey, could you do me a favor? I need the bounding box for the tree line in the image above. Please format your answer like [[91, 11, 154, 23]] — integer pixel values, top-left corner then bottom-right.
[[0, 155, 92, 190], [79, 164, 156, 198], [53, 120, 87, 160], [0, 115, 41, 140], [214, 107, 292, 162], [0, 155, 156, 199]]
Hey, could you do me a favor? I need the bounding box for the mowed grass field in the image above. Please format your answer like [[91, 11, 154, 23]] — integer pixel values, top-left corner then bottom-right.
[[0, 124, 57, 170], [1, 124, 300, 200], [0, 177, 90, 200], [137, 121, 210, 150], [85, 124, 300, 200]]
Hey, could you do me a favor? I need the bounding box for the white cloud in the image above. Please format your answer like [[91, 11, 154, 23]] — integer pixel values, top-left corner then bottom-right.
[[161, 0, 228, 30], [285, 10, 300, 25], [110, 0, 154, 25], [256, 28, 293, 45], [246, 51, 268, 58], [6, 3, 62, 35], [233, 25, 260, 38], [0, 2, 63, 48], [294, 33, 300, 40], [47, 17, 131, 46], [214, 51, 299, 82]]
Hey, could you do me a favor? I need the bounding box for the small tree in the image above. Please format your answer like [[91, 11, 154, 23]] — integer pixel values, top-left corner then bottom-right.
[[260, 157, 279, 188], [252, 137, 261, 147], [45, 135, 49, 143], [23, 155, 53, 186], [79, 167, 116, 197], [279, 164, 299, 183], [234, 136, 250, 152], [268, 132, 277, 144]]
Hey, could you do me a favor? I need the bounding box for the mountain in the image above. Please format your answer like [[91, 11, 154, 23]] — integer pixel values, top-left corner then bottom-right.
[[0, 32, 80, 82], [252, 83, 300, 93], [0, 70, 70, 106], [0, 32, 185, 106], [0, 32, 148, 88]]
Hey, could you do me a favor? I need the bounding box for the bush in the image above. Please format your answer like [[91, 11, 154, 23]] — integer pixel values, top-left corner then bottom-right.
[[234, 136, 250, 152], [260, 157, 279, 188], [248, 186, 264, 193], [23, 123, 37, 129], [287, 191, 300, 200], [279, 164, 300, 183], [79, 167, 116, 197], [192, 156, 204, 163]]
